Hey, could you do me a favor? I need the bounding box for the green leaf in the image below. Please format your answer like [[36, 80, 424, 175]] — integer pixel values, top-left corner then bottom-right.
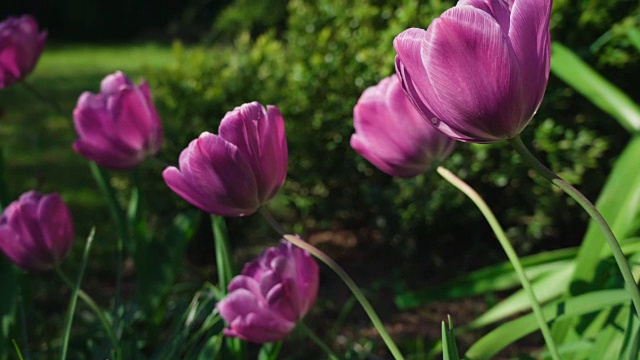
[[550, 42, 640, 133], [465, 262, 574, 329], [618, 304, 640, 360], [465, 290, 630, 360], [442, 316, 460, 360], [566, 135, 640, 296], [550, 136, 640, 349], [0, 257, 17, 360], [396, 247, 578, 309], [135, 211, 200, 322]]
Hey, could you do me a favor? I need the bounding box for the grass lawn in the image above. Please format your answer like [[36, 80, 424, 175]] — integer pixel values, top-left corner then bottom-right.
[[0, 42, 174, 248]]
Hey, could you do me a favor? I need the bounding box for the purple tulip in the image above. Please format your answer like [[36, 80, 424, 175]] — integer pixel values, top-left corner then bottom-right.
[[72, 71, 163, 170], [217, 239, 319, 343], [0, 15, 47, 88], [351, 75, 456, 178], [163, 102, 288, 217], [0, 191, 74, 271], [394, 0, 552, 143]]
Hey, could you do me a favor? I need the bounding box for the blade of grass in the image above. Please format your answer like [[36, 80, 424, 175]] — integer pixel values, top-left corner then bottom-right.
[[550, 42, 640, 133], [210, 215, 234, 291], [465, 289, 630, 360], [60, 228, 96, 360], [465, 263, 574, 330], [396, 248, 576, 309], [438, 166, 560, 360], [553, 136, 640, 345]]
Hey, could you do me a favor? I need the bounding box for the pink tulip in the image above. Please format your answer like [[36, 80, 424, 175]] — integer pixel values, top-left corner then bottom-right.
[[351, 75, 456, 177], [394, 0, 552, 143], [217, 239, 319, 343], [0, 191, 74, 271], [73, 71, 163, 170], [0, 15, 47, 88], [163, 102, 288, 217]]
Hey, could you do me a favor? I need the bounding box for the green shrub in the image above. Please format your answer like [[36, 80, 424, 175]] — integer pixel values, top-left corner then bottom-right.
[[150, 0, 638, 276]]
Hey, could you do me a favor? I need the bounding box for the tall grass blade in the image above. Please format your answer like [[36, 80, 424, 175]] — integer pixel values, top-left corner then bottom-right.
[[551, 42, 640, 133]]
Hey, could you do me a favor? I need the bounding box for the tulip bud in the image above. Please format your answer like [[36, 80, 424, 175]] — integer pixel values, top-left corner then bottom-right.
[[72, 71, 163, 170], [351, 75, 456, 178], [163, 102, 288, 217], [394, 0, 552, 143], [217, 239, 319, 343], [0, 15, 47, 88], [0, 191, 74, 271]]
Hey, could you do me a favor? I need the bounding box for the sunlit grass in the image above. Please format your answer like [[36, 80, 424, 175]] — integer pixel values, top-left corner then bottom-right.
[[0, 42, 174, 241]]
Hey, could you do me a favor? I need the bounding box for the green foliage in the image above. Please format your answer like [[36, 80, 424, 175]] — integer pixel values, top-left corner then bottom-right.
[[150, 0, 639, 276], [0, 258, 17, 360]]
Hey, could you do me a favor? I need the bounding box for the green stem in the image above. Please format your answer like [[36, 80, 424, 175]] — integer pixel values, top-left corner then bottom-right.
[[20, 80, 67, 118], [282, 234, 404, 360], [89, 162, 127, 341], [55, 268, 119, 354], [17, 285, 30, 360], [509, 135, 640, 318], [210, 215, 242, 358], [210, 215, 235, 291], [437, 166, 561, 360], [260, 208, 403, 358], [298, 322, 339, 360], [0, 146, 10, 209], [60, 228, 95, 360]]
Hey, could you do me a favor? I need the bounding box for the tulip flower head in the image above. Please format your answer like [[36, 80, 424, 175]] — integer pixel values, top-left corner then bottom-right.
[[394, 0, 552, 143], [163, 102, 288, 217], [351, 75, 456, 178], [0, 191, 74, 271], [217, 239, 319, 343], [0, 15, 47, 88], [72, 71, 163, 170]]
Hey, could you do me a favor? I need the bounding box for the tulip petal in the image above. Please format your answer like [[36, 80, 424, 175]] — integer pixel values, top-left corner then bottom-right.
[[509, 0, 552, 117], [0, 227, 32, 269], [226, 311, 295, 343], [0, 15, 45, 88], [287, 241, 319, 316], [394, 28, 440, 121], [351, 75, 455, 177], [100, 71, 132, 95], [114, 87, 156, 151], [218, 102, 288, 203], [217, 288, 295, 343], [37, 194, 74, 264], [163, 133, 260, 216], [420, 6, 524, 142], [72, 72, 162, 170], [458, 0, 511, 34], [261, 106, 288, 200], [227, 275, 262, 295], [217, 288, 263, 323], [0, 191, 74, 271]]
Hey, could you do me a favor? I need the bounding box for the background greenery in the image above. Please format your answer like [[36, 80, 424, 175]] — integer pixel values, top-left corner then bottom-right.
[[152, 0, 640, 276], [1, 0, 640, 358]]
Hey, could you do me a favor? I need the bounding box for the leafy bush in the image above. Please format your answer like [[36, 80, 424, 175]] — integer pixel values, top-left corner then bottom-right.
[[150, 0, 638, 278]]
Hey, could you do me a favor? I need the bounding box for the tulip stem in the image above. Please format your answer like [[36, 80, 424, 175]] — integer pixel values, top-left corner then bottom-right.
[[55, 267, 119, 356], [0, 146, 10, 209], [17, 285, 30, 360], [436, 166, 561, 360], [210, 215, 235, 291], [20, 80, 67, 118], [89, 162, 127, 344], [297, 322, 339, 360], [261, 208, 404, 359], [508, 135, 640, 318], [282, 234, 405, 360], [60, 228, 95, 360]]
